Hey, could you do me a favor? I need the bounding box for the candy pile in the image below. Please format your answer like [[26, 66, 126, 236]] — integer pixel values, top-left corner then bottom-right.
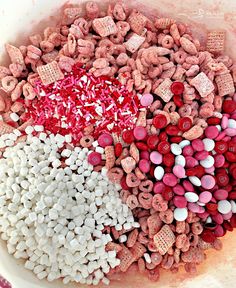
[[0, 0, 236, 286]]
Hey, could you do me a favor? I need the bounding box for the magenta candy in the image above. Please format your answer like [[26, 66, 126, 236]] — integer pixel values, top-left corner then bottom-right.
[[183, 180, 194, 192], [201, 175, 216, 190], [98, 133, 113, 147], [214, 154, 225, 168], [139, 159, 150, 173], [140, 151, 150, 160], [215, 131, 226, 141], [198, 211, 209, 219], [222, 136, 231, 142], [185, 156, 198, 168], [87, 152, 102, 166], [153, 182, 165, 194], [222, 211, 233, 220], [140, 93, 154, 106], [199, 191, 212, 203], [212, 213, 224, 225], [150, 151, 163, 164], [214, 225, 225, 237], [191, 139, 204, 151], [221, 115, 229, 129], [214, 189, 228, 200], [133, 126, 147, 140], [188, 202, 200, 213], [195, 151, 209, 161], [173, 196, 187, 208], [225, 128, 236, 137], [173, 184, 185, 195], [204, 126, 219, 139], [205, 166, 215, 174], [173, 165, 185, 178], [198, 206, 205, 213], [163, 173, 178, 187], [182, 145, 194, 156]]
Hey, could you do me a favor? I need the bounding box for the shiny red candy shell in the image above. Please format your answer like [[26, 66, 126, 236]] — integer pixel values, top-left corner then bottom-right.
[[170, 136, 183, 143], [165, 125, 179, 136], [231, 168, 236, 180], [216, 173, 229, 186], [171, 81, 184, 95], [121, 176, 130, 190], [214, 141, 228, 154], [230, 214, 236, 228], [163, 153, 175, 167], [173, 94, 184, 107], [225, 151, 236, 162], [136, 142, 149, 151], [115, 143, 123, 157], [157, 141, 171, 154], [162, 187, 174, 201], [122, 130, 134, 144], [178, 117, 192, 132], [201, 230, 216, 243], [223, 221, 233, 232], [229, 191, 236, 200], [207, 117, 221, 125], [222, 100, 236, 114], [159, 131, 168, 141], [194, 165, 205, 178], [153, 114, 167, 129], [228, 141, 236, 153], [206, 203, 218, 211], [147, 135, 159, 149]]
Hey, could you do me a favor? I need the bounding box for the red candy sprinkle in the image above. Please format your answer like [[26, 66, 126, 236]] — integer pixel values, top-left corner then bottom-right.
[[87, 152, 102, 166], [153, 114, 167, 129], [178, 117, 192, 132], [170, 81, 184, 95]]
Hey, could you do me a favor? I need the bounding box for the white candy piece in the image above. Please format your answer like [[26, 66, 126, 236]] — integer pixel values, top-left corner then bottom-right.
[[189, 176, 201, 186], [217, 200, 232, 214], [185, 192, 199, 203], [230, 200, 236, 213], [200, 155, 215, 168], [203, 138, 215, 151], [10, 112, 20, 122], [175, 155, 186, 167], [179, 140, 190, 148], [154, 166, 165, 180], [228, 119, 236, 129], [174, 208, 188, 221], [170, 143, 182, 155]]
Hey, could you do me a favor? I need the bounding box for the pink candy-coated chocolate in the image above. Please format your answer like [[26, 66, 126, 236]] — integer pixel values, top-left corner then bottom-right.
[[221, 115, 229, 130], [198, 211, 209, 219], [201, 175, 216, 190], [215, 131, 226, 141], [173, 165, 186, 178], [163, 173, 178, 187], [191, 139, 204, 151], [185, 156, 198, 168], [173, 184, 185, 195], [150, 151, 163, 164], [198, 206, 205, 214], [199, 191, 212, 203], [204, 126, 219, 139], [188, 202, 200, 213], [183, 180, 194, 192], [214, 225, 225, 237], [98, 133, 113, 147], [212, 213, 224, 225], [182, 145, 194, 156], [205, 166, 215, 173], [214, 154, 225, 168], [140, 151, 150, 160], [195, 151, 209, 161], [173, 196, 187, 208], [140, 93, 154, 107], [222, 211, 232, 220], [153, 182, 165, 194], [214, 189, 228, 201], [133, 126, 147, 141], [139, 159, 151, 173]]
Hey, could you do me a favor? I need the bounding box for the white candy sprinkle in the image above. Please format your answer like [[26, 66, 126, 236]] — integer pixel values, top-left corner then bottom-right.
[[10, 112, 20, 122], [144, 253, 151, 264]]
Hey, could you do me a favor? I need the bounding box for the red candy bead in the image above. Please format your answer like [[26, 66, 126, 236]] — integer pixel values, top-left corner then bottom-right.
[[165, 125, 179, 136], [120, 176, 130, 190], [178, 117, 192, 132], [136, 142, 149, 151], [173, 94, 184, 107], [115, 143, 122, 157], [225, 151, 236, 162], [122, 130, 134, 144], [170, 136, 183, 143], [170, 81, 184, 95], [216, 173, 229, 186], [207, 117, 221, 125], [163, 153, 175, 167], [231, 168, 236, 180], [159, 131, 168, 141], [228, 141, 236, 153], [157, 141, 171, 154], [153, 114, 168, 129], [214, 141, 228, 154], [201, 230, 216, 243], [147, 135, 159, 150], [222, 100, 236, 114]]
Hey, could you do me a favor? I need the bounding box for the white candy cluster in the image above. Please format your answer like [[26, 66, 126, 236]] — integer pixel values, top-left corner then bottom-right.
[[0, 127, 137, 285]]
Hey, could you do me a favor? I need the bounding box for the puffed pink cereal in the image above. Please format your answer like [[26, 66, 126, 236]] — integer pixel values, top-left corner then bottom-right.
[[37, 61, 64, 85], [206, 30, 225, 54], [215, 73, 235, 97], [154, 78, 173, 102], [190, 72, 215, 98], [92, 16, 118, 37]]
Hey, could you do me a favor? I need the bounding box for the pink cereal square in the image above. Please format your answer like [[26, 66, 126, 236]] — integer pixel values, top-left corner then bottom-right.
[[124, 33, 146, 53], [190, 72, 214, 98], [154, 79, 173, 102], [0, 121, 15, 135], [37, 61, 64, 86], [153, 224, 176, 255], [128, 10, 147, 35], [215, 73, 235, 97], [206, 30, 225, 54], [92, 16, 118, 37]]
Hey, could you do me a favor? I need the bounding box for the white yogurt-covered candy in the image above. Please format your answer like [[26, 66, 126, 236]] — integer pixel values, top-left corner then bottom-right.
[[174, 208, 188, 221], [218, 200, 232, 214]]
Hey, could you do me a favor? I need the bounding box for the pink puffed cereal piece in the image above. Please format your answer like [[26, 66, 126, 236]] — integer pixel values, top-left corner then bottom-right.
[[199, 191, 212, 204], [173, 165, 186, 179], [190, 72, 214, 98], [201, 175, 216, 190], [133, 126, 147, 140], [206, 30, 225, 54], [154, 78, 173, 102], [37, 61, 64, 85], [179, 37, 198, 55], [163, 173, 178, 187], [92, 16, 118, 37], [153, 225, 176, 255], [87, 151, 102, 166], [128, 10, 147, 35], [204, 126, 219, 139], [5, 44, 25, 66], [215, 73, 235, 97], [98, 133, 113, 147], [124, 33, 146, 53], [191, 139, 204, 151], [121, 157, 136, 174]]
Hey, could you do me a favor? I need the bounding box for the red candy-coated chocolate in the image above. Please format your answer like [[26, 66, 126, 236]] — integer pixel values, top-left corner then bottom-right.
[[231, 168, 236, 180], [170, 136, 183, 143], [178, 117, 192, 132], [153, 114, 167, 129], [147, 135, 159, 149], [207, 117, 221, 125], [216, 173, 229, 186], [228, 141, 236, 153], [87, 152, 102, 166], [149, 165, 155, 178], [225, 151, 236, 162], [229, 191, 236, 200], [230, 214, 236, 228], [163, 153, 175, 167], [170, 81, 184, 95], [173, 94, 184, 107], [122, 130, 134, 144], [165, 125, 179, 136], [222, 100, 236, 114], [214, 141, 228, 154], [201, 230, 216, 243], [194, 165, 205, 178], [162, 187, 174, 201], [115, 143, 123, 157], [157, 141, 171, 154], [223, 221, 233, 232], [206, 203, 218, 212], [121, 176, 130, 190], [136, 142, 149, 151], [173, 196, 187, 208], [186, 168, 196, 177], [159, 131, 168, 141]]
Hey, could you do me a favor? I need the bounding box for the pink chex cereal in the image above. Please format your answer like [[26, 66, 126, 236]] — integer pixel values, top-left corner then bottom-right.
[[190, 72, 215, 98], [0, 121, 15, 136], [124, 33, 146, 53], [92, 16, 118, 37], [154, 79, 173, 102], [206, 30, 225, 54], [128, 10, 147, 35], [37, 61, 64, 86], [215, 73, 235, 97], [153, 224, 176, 255]]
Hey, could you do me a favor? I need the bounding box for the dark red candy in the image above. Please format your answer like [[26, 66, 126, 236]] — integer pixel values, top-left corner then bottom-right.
[[231, 168, 236, 180], [230, 214, 236, 228], [165, 167, 172, 173], [162, 186, 174, 201], [170, 81, 184, 95], [136, 142, 149, 151], [204, 222, 217, 230], [223, 221, 233, 232], [229, 163, 236, 174], [194, 165, 205, 178], [149, 165, 155, 178], [159, 131, 168, 141], [122, 129, 134, 144], [206, 203, 218, 212], [163, 153, 175, 167], [207, 117, 221, 125], [115, 143, 123, 157], [153, 114, 168, 129], [224, 184, 232, 193], [170, 136, 183, 143], [214, 141, 228, 154], [228, 141, 236, 153], [225, 151, 236, 162], [229, 191, 236, 200], [216, 173, 229, 186], [201, 230, 216, 243], [222, 100, 236, 114], [157, 141, 171, 154], [147, 135, 159, 150], [165, 125, 179, 136], [173, 94, 184, 107], [120, 176, 130, 190], [178, 117, 192, 132], [186, 168, 196, 177]]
